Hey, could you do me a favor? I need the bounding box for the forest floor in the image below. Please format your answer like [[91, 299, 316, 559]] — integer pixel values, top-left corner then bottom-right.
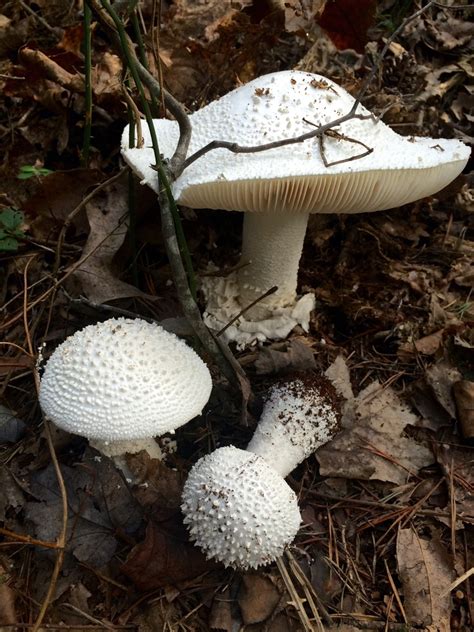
[[0, 1, 473, 631]]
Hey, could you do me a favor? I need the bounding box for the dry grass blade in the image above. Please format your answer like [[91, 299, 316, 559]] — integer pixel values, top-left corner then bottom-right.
[[21, 262, 69, 632]]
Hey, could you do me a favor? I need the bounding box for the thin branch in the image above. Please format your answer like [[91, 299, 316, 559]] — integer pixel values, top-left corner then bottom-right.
[[22, 263, 68, 632], [180, 108, 369, 172], [86, 0, 191, 169]]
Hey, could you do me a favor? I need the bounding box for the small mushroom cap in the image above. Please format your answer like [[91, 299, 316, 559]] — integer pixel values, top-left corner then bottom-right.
[[39, 318, 212, 441], [181, 446, 301, 569], [122, 70, 470, 214]]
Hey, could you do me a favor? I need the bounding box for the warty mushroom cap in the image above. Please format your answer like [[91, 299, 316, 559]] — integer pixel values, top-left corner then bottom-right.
[[39, 318, 212, 442], [181, 446, 301, 569], [122, 70, 470, 214]]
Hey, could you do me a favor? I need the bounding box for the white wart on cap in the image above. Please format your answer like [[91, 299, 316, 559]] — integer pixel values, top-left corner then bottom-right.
[[39, 318, 212, 443], [181, 446, 301, 569], [122, 70, 470, 345]]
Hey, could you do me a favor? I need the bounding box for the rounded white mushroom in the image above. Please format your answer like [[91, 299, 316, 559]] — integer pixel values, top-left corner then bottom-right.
[[122, 70, 470, 346], [181, 446, 301, 569], [39, 318, 212, 462], [181, 374, 340, 569]]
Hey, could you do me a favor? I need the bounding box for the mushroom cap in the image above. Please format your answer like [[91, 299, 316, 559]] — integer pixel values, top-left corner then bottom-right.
[[181, 446, 301, 569], [39, 318, 212, 441], [247, 374, 341, 477], [122, 70, 470, 214]]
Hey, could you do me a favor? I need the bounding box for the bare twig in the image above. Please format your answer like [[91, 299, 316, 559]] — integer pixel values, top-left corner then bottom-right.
[[86, 0, 191, 170], [180, 109, 370, 172], [22, 263, 69, 632]]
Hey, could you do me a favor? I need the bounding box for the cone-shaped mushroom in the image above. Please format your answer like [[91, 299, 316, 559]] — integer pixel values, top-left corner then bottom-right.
[[122, 70, 470, 345], [181, 374, 341, 569]]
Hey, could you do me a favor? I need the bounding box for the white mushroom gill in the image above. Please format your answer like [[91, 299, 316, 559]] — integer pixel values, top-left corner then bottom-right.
[[122, 70, 470, 346], [181, 374, 341, 569]]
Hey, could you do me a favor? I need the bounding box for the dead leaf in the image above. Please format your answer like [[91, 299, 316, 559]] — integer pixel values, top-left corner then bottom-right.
[[453, 380, 474, 439], [398, 329, 444, 359], [122, 520, 213, 590], [26, 452, 143, 566], [72, 174, 152, 303], [128, 457, 183, 522], [0, 466, 25, 521], [254, 338, 316, 375], [317, 0, 377, 52], [0, 565, 16, 624], [425, 361, 462, 419], [317, 382, 433, 484], [209, 587, 233, 631], [397, 527, 453, 628], [23, 169, 102, 240], [325, 355, 354, 402], [91, 52, 123, 103], [283, 1, 327, 34], [410, 380, 453, 431], [0, 405, 26, 443], [238, 574, 280, 625]]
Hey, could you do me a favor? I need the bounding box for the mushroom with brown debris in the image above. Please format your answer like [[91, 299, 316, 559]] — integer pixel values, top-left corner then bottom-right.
[[181, 374, 341, 569]]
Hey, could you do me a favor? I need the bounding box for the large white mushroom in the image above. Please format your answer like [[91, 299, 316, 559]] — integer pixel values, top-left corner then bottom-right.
[[181, 374, 340, 569], [122, 70, 470, 346], [39, 318, 212, 465]]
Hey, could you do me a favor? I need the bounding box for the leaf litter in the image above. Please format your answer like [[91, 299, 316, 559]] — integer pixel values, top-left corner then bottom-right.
[[0, 0, 473, 630]]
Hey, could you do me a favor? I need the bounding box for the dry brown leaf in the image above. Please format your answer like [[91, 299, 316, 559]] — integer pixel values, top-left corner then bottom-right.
[[254, 338, 316, 375], [398, 328, 444, 359], [317, 382, 433, 484], [73, 175, 151, 303], [325, 355, 354, 402], [425, 361, 462, 419], [238, 574, 280, 625], [397, 527, 454, 628], [24, 169, 103, 240], [209, 588, 233, 631], [170, 0, 252, 41], [453, 380, 474, 439], [0, 567, 16, 625], [122, 520, 214, 590], [91, 52, 123, 103]]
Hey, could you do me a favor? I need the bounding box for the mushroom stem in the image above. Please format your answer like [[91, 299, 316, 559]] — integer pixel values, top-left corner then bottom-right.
[[90, 437, 163, 482], [238, 211, 309, 318], [246, 376, 341, 478]]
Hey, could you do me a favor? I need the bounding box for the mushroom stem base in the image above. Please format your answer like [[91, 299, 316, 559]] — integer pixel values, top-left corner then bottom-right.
[[202, 271, 314, 347]]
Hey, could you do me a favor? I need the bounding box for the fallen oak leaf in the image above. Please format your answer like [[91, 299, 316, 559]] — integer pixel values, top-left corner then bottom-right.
[[122, 520, 215, 590], [397, 527, 454, 628], [317, 382, 433, 484], [453, 380, 474, 439], [72, 173, 154, 303], [238, 574, 281, 625]]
